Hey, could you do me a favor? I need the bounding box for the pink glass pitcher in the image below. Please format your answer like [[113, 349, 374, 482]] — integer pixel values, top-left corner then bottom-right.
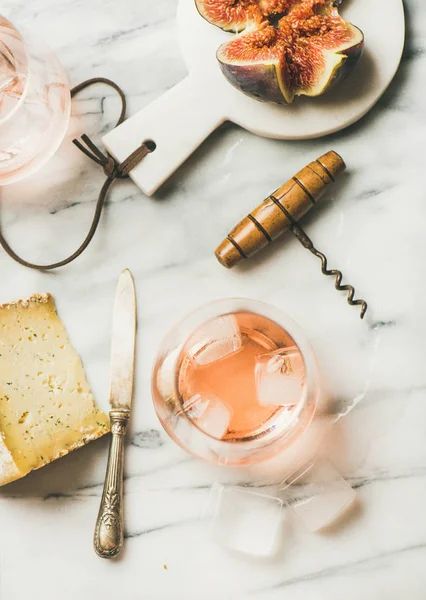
[[0, 16, 70, 185]]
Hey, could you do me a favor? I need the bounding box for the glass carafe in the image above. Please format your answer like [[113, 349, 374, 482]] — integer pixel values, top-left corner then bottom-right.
[[0, 16, 70, 185]]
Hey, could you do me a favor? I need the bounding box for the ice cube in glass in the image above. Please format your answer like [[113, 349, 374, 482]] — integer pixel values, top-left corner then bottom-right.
[[186, 315, 242, 366], [255, 346, 305, 407], [182, 392, 231, 439]]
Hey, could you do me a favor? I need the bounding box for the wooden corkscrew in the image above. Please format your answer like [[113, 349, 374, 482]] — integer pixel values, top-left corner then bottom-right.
[[215, 151, 368, 319]]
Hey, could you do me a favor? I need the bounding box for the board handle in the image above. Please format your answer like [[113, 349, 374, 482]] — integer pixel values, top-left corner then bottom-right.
[[102, 75, 226, 196]]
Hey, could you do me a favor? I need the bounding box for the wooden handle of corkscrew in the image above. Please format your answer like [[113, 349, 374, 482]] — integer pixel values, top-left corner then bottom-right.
[[215, 151, 346, 268]]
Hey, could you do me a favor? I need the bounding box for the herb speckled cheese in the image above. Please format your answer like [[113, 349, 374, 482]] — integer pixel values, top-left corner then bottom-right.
[[0, 293, 109, 486]]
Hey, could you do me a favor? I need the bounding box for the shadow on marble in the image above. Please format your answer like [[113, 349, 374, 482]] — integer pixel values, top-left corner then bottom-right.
[[0, 72, 133, 222], [150, 120, 237, 203], [325, 2, 410, 142], [0, 434, 109, 499], [318, 495, 364, 536], [295, 50, 377, 113]]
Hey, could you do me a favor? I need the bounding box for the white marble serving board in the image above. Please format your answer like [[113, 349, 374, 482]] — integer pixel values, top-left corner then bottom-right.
[[102, 0, 405, 195]]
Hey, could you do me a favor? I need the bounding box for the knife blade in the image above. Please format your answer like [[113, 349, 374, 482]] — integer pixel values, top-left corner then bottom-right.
[[109, 268, 136, 409], [94, 268, 137, 559]]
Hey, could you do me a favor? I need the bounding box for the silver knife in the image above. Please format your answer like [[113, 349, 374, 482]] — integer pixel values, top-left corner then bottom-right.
[[94, 269, 136, 558]]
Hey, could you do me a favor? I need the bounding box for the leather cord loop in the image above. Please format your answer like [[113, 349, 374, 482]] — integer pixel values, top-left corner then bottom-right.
[[0, 77, 151, 271]]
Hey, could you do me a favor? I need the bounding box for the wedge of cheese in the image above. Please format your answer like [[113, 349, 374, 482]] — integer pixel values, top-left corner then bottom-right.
[[0, 293, 109, 486]]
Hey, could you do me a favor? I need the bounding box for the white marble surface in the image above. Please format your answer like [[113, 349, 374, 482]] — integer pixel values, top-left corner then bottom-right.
[[0, 0, 425, 598]]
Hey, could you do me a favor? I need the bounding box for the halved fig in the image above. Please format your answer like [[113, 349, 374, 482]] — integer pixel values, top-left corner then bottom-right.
[[196, 0, 364, 104]]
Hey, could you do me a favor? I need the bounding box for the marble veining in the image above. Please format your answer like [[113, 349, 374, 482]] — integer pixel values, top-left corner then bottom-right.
[[0, 0, 425, 598]]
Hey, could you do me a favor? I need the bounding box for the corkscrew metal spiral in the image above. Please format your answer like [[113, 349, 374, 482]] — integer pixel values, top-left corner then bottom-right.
[[289, 221, 368, 319]]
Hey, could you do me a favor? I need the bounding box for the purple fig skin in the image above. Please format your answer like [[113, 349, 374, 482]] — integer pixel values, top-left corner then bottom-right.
[[218, 60, 291, 105], [218, 28, 364, 105], [339, 36, 364, 79]]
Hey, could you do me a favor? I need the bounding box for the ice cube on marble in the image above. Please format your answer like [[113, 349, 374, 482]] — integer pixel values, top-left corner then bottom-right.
[[280, 459, 356, 532], [182, 392, 231, 439], [187, 315, 242, 366], [207, 484, 284, 556], [255, 346, 305, 407]]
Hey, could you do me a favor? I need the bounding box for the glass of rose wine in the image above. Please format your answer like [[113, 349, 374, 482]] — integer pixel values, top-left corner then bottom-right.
[[0, 15, 71, 185], [152, 299, 320, 466]]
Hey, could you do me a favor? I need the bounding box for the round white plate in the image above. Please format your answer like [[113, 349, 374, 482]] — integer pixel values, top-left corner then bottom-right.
[[103, 0, 405, 195], [178, 0, 405, 139]]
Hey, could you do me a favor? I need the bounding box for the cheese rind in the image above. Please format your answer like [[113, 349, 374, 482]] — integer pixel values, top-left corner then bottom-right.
[[0, 293, 109, 486], [0, 431, 21, 485]]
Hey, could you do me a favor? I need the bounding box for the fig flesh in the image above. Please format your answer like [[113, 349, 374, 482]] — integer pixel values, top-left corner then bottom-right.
[[196, 0, 364, 104], [195, 0, 298, 32]]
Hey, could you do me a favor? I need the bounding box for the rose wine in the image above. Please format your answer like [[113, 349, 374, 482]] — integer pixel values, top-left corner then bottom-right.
[[178, 311, 307, 442]]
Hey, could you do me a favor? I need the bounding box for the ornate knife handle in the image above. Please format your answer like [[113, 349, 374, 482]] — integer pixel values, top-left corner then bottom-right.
[[94, 408, 130, 558]]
